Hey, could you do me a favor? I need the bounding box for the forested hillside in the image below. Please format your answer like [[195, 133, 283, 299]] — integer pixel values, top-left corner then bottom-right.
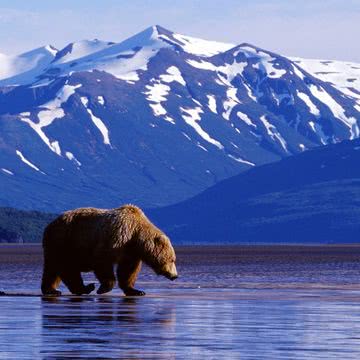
[[0, 208, 55, 243]]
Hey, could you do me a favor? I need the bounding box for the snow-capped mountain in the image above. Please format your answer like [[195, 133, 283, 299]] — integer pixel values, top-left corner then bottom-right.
[[0, 25, 360, 212]]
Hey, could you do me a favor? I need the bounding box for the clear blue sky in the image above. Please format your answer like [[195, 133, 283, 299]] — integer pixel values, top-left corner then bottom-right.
[[0, 0, 359, 61]]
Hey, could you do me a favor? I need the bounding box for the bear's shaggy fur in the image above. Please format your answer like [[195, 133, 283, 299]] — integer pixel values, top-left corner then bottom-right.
[[41, 205, 177, 296]]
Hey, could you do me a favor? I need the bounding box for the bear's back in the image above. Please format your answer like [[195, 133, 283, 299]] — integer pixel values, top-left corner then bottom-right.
[[42, 204, 161, 253], [43, 207, 111, 249]]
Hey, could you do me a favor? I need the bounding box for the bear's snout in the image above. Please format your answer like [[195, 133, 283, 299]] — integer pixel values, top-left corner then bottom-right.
[[161, 262, 178, 281]]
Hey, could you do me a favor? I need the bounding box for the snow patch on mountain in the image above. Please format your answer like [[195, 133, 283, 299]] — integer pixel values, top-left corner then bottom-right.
[[261, 58, 287, 78], [96, 47, 153, 83], [170, 33, 233, 57], [197, 143, 208, 152], [237, 111, 257, 127], [65, 151, 81, 167], [222, 87, 240, 120], [97, 96, 105, 105], [228, 154, 255, 166], [19, 84, 81, 155], [144, 82, 170, 102], [260, 116, 288, 152], [186, 59, 217, 71], [20, 111, 62, 155], [40, 83, 81, 114], [159, 66, 186, 85], [144, 81, 170, 117], [223, 62, 248, 82], [296, 91, 320, 116], [292, 64, 305, 80], [180, 107, 224, 149], [207, 95, 217, 113], [16, 150, 44, 173], [308, 121, 328, 145], [80, 97, 111, 145], [186, 59, 247, 83], [22, 117, 56, 156], [143, 66, 186, 120], [1, 168, 13, 176], [150, 103, 167, 117], [308, 84, 359, 138]]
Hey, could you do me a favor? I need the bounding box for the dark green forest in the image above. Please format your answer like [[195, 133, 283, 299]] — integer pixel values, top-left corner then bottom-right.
[[0, 207, 56, 243]]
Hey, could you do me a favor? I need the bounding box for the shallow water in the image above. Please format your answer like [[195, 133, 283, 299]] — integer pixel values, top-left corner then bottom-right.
[[1, 245, 360, 359]]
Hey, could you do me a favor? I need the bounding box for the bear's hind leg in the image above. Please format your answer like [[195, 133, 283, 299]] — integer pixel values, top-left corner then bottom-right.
[[41, 263, 61, 296], [60, 270, 95, 295], [117, 257, 145, 296], [94, 263, 116, 294]]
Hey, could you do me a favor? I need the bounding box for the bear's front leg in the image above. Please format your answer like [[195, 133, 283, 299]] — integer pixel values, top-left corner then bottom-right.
[[41, 264, 62, 296], [116, 257, 145, 296]]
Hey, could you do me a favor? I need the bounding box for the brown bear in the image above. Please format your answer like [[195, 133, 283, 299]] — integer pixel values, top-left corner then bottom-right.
[[41, 204, 178, 296]]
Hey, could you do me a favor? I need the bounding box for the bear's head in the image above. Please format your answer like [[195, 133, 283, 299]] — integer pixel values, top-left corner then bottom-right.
[[143, 234, 178, 281]]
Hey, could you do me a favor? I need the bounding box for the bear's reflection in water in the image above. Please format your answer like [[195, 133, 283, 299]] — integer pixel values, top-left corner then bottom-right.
[[41, 296, 177, 359]]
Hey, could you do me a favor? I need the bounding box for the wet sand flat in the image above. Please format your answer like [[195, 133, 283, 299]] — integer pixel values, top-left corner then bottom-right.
[[3, 242, 360, 264], [1, 245, 360, 358]]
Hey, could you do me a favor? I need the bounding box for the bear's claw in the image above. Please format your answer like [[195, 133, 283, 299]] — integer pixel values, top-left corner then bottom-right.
[[124, 288, 146, 296], [43, 289, 62, 296], [97, 284, 113, 295], [84, 283, 96, 295], [73, 283, 95, 295]]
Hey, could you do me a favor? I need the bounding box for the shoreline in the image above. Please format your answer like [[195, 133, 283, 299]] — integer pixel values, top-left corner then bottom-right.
[[0, 243, 360, 264], [2, 243, 360, 247]]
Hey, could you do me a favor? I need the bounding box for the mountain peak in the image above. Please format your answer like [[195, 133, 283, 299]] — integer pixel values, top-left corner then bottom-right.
[[43, 45, 58, 56], [0, 44, 58, 86], [142, 25, 234, 57], [113, 26, 171, 52], [53, 39, 114, 64], [151, 24, 174, 37], [19, 44, 58, 58]]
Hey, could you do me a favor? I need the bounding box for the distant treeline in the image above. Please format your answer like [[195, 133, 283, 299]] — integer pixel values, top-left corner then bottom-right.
[[0, 207, 56, 243]]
